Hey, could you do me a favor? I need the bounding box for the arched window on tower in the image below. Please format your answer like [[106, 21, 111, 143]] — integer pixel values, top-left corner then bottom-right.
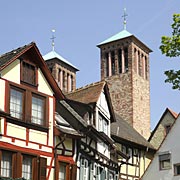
[[118, 49, 122, 74], [111, 51, 115, 75], [138, 51, 141, 76], [105, 52, 109, 77], [145, 56, 148, 80], [71, 75, 74, 91], [58, 69, 61, 87], [67, 73, 70, 92], [124, 47, 128, 72], [134, 48, 137, 73], [63, 71, 65, 91]]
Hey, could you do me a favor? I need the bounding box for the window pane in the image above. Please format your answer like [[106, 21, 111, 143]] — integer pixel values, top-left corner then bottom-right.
[[98, 113, 109, 135], [1, 151, 12, 178], [31, 96, 44, 125], [159, 153, 171, 170], [59, 163, 66, 180], [10, 88, 23, 119], [22, 156, 32, 180]]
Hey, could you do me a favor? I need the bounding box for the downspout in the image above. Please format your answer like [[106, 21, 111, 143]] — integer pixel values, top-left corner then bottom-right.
[[54, 134, 66, 180]]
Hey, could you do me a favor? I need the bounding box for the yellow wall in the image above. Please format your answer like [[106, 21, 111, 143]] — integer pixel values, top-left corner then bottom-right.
[[1, 59, 20, 84]]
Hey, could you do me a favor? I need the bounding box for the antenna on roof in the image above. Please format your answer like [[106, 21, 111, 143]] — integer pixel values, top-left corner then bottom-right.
[[122, 8, 128, 30], [51, 29, 56, 51]]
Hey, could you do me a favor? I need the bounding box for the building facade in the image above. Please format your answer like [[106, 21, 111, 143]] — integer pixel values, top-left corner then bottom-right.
[[141, 115, 180, 180], [0, 42, 64, 180], [66, 81, 125, 180]]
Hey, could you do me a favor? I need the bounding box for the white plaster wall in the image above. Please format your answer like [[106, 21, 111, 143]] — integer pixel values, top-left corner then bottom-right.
[[0, 79, 5, 111], [29, 129, 47, 145], [142, 116, 180, 180], [7, 123, 26, 139], [97, 141, 110, 158], [38, 69, 53, 96], [97, 91, 110, 119]]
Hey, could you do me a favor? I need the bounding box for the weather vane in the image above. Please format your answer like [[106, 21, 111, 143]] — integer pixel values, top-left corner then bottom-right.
[[51, 29, 56, 51], [122, 8, 128, 30]]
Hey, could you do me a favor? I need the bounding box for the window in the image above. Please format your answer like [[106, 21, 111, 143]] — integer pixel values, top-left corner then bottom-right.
[[124, 48, 128, 72], [31, 95, 45, 126], [118, 49, 122, 74], [98, 113, 109, 135], [80, 158, 89, 180], [174, 164, 180, 176], [1, 151, 12, 178], [144, 56, 148, 79], [59, 163, 67, 180], [159, 153, 171, 170], [8, 85, 48, 131], [165, 125, 171, 135], [105, 53, 109, 77], [10, 88, 24, 119], [0, 150, 46, 180], [111, 51, 115, 75], [21, 61, 37, 86], [22, 155, 32, 180], [138, 51, 141, 76]]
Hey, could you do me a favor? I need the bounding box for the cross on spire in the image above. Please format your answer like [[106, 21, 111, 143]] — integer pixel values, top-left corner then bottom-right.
[[51, 29, 56, 51], [122, 8, 128, 30]]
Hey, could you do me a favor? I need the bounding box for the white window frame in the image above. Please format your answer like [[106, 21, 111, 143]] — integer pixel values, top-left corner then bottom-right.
[[98, 113, 109, 135]]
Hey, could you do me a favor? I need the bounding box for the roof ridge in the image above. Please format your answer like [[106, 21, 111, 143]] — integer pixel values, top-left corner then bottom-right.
[[0, 42, 34, 58], [168, 108, 179, 118], [68, 80, 105, 94]]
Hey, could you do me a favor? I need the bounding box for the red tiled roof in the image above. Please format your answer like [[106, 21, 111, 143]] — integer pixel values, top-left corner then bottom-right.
[[66, 81, 105, 104]]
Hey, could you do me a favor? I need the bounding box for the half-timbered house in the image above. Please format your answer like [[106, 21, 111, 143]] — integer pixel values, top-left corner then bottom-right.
[[111, 114, 156, 180], [0, 42, 65, 180], [65, 81, 128, 180]]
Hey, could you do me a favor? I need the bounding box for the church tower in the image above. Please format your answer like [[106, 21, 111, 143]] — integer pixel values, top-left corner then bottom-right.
[[97, 15, 152, 139], [43, 30, 78, 93]]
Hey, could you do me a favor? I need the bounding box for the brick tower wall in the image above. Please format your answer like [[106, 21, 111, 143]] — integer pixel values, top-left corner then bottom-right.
[[131, 42, 150, 139], [100, 39, 151, 139]]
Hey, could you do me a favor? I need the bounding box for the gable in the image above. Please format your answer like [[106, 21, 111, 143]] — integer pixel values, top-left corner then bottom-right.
[[97, 90, 110, 119], [0, 42, 64, 99], [1, 59, 20, 84], [142, 116, 180, 180], [149, 108, 177, 149]]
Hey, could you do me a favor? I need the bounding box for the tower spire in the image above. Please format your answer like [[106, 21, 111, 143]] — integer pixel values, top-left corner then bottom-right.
[[122, 8, 128, 30], [51, 29, 56, 51]]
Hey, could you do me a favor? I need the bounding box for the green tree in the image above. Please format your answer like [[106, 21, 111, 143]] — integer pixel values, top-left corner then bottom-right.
[[159, 14, 180, 89]]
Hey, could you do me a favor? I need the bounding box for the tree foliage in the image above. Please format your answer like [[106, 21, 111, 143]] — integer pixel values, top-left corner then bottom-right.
[[159, 14, 180, 89]]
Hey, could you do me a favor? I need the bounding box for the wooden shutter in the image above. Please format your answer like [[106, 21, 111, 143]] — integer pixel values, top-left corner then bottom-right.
[[71, 164, 77, 180], [39, 157, 47, 180], [32, 157, 38, 180], [55, 157, 59, 180], [14, 152, 22, 178]]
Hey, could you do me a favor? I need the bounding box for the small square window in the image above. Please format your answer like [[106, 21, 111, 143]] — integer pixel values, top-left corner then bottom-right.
[[174, 164, 180, 176], [159, 153, 171, 170]]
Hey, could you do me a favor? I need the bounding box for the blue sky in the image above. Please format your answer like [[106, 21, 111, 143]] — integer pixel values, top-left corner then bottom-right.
[[0, 0, 180, 130]]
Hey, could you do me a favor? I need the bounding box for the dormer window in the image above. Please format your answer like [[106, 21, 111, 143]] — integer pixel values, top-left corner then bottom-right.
[[21, 61, 37, 87]]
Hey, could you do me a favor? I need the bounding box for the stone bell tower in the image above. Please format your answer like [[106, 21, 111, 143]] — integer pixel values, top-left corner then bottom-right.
[[97, 23, 152, 139]]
